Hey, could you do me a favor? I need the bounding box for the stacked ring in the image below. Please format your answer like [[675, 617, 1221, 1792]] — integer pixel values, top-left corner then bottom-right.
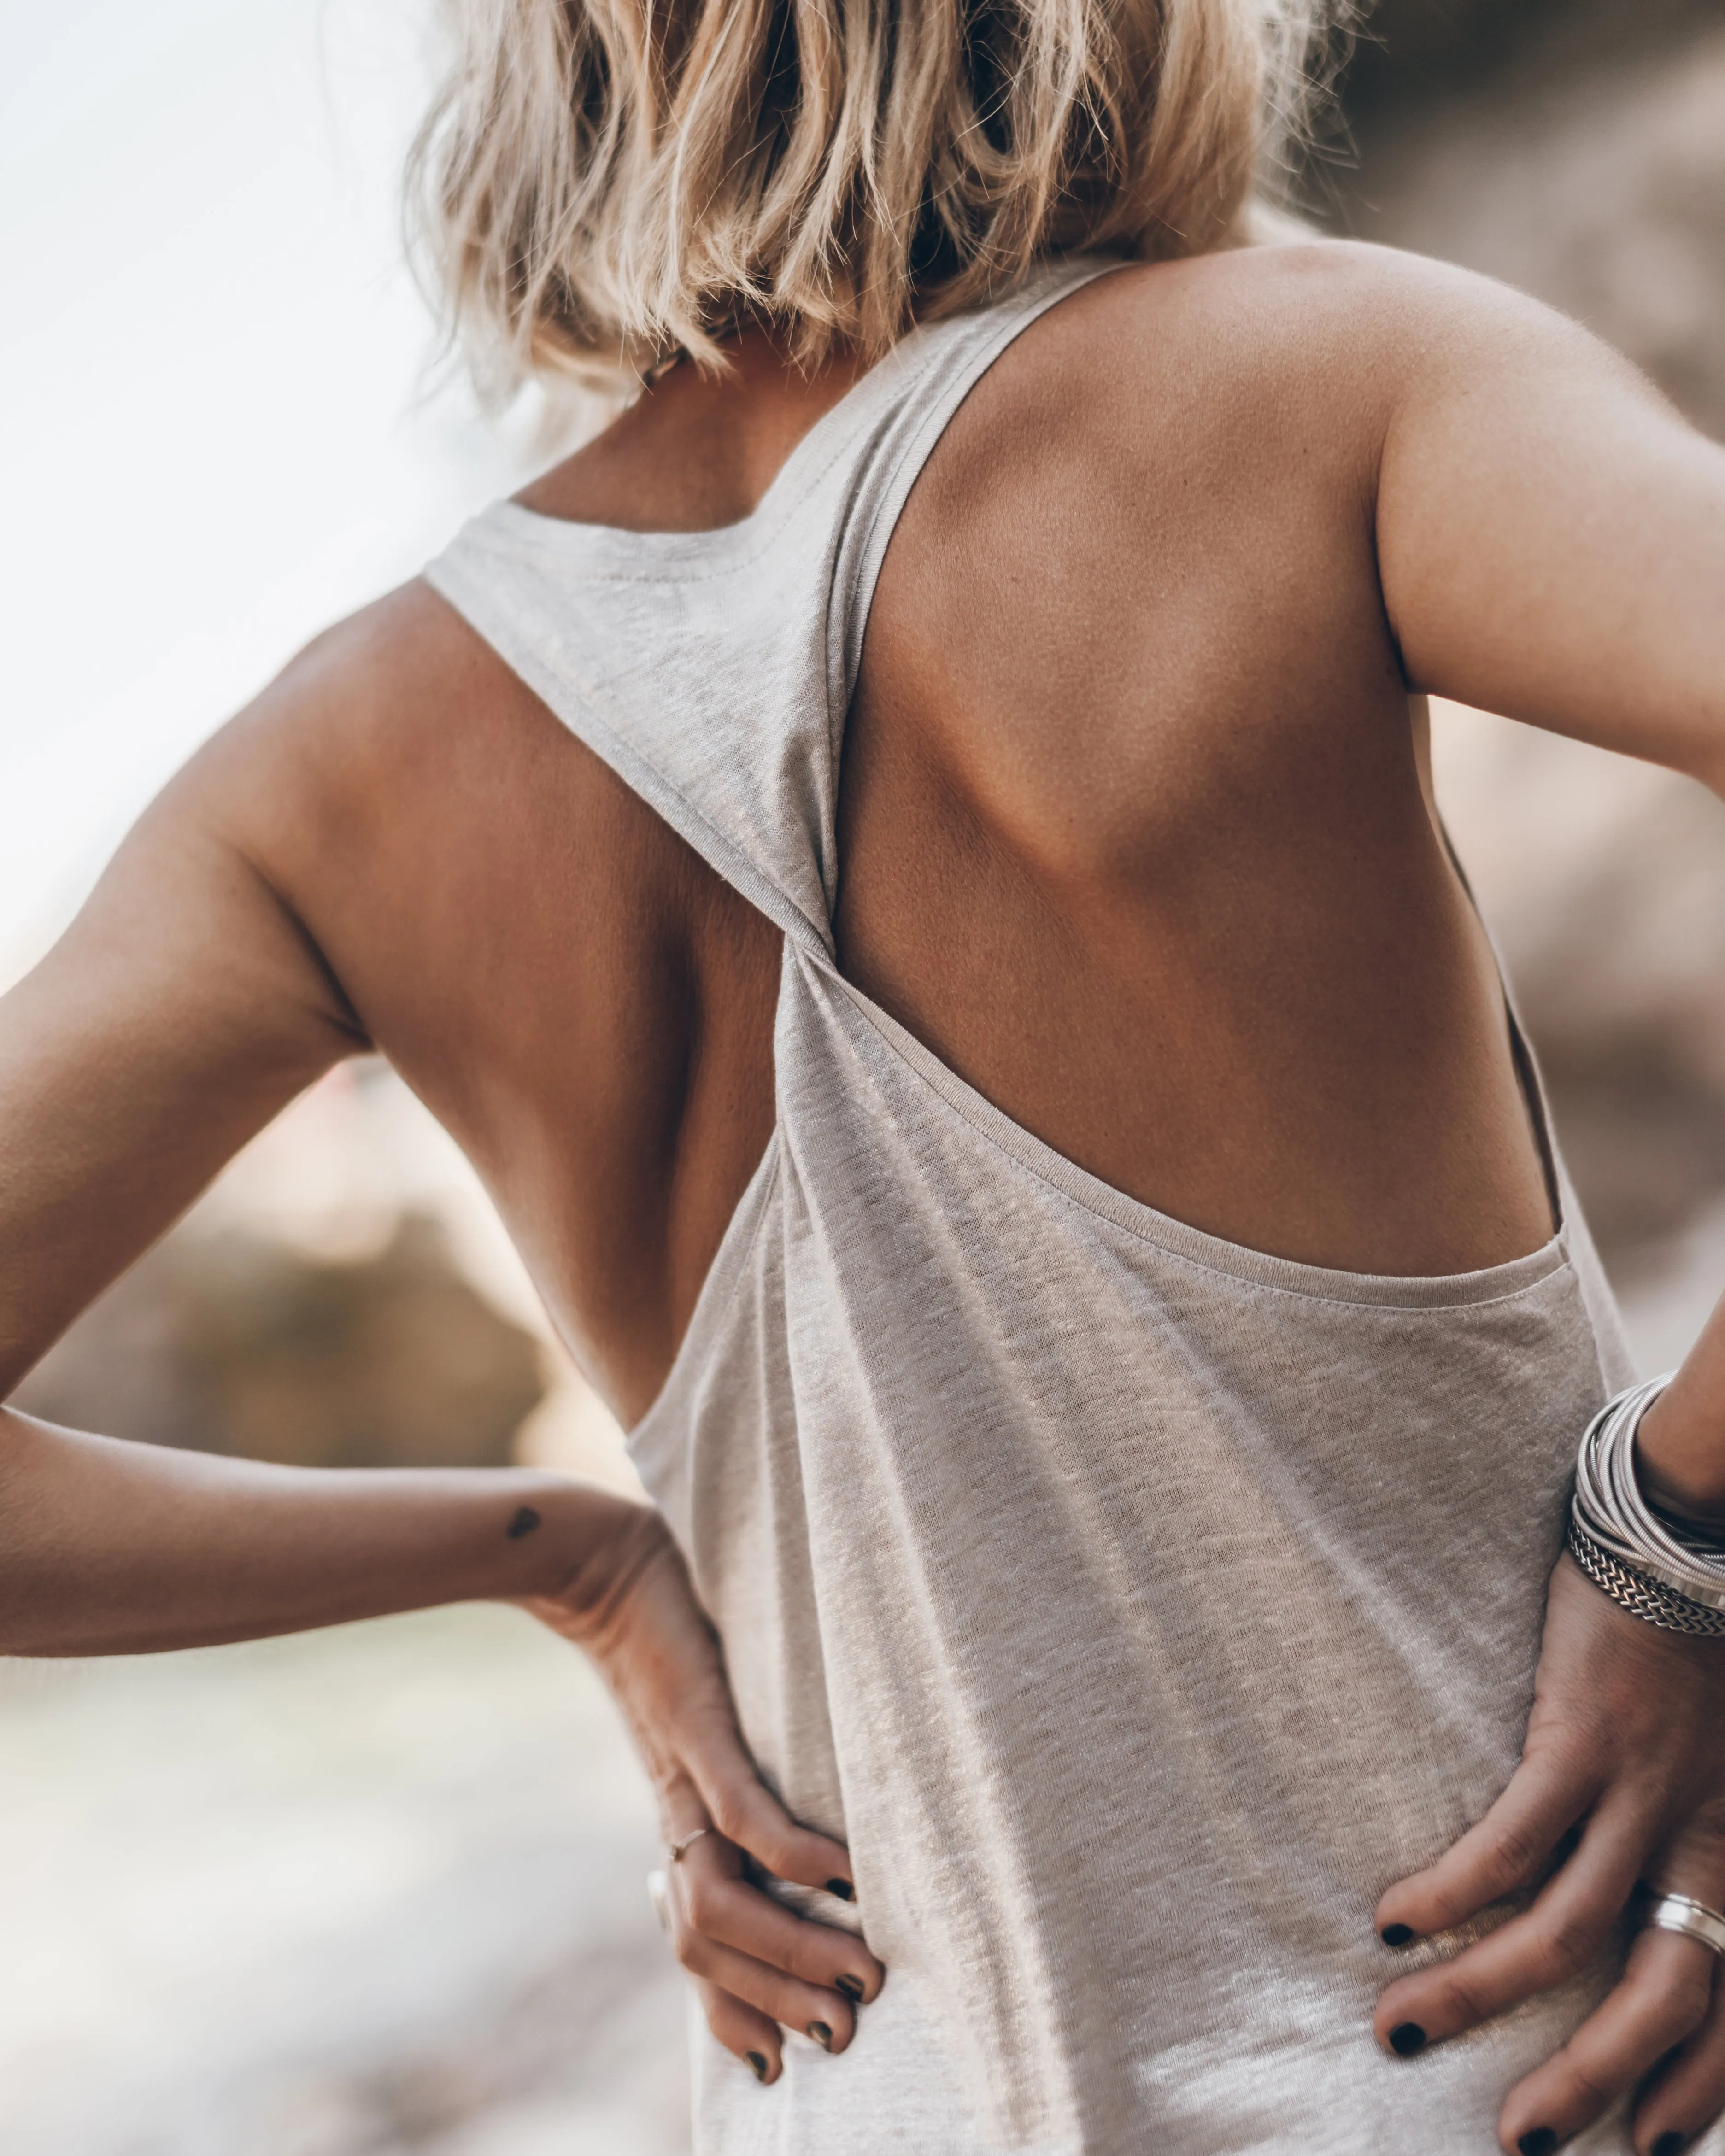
[[1645, 1892, 1725, 1957]]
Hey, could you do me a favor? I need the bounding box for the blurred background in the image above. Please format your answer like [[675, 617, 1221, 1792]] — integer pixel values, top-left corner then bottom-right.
[[1, 0, 1723, 2148]]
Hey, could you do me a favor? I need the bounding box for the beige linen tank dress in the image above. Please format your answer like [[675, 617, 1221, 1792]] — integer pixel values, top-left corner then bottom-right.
[[428, 257, 1666, 2154]]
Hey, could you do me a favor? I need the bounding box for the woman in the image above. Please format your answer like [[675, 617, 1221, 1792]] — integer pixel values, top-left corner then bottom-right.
[[4, 0, 1725, 2149]]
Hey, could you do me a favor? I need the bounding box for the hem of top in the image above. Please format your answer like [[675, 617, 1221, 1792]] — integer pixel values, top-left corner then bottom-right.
[[807, 949, 1576, 1315]]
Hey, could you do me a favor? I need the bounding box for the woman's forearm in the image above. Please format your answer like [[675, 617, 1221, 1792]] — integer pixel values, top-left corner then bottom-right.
[[0, 1406, 652, 1656]]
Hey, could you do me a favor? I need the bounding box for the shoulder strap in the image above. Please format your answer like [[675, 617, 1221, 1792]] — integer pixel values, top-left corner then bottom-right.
[[425, 256, 1122, 954]]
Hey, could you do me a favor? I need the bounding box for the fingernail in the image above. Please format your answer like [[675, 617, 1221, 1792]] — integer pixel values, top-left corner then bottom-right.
[[1517, 2131, 1557, 2156], [1388, 2022, 1426, 2057], [826, 1878, 854, 1901], [808, 2021, 833, 2051], [746, 2051, 770, 2084], [835, 1974, 864, 2002], [1379, 1922, 1414, 1947], [1652, 2134, 1686, 2156]]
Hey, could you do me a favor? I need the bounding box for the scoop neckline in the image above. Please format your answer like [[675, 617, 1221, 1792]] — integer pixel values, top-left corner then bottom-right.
[[626, 949, 1575, 1468], [821, 955, 1572, 1313], [493, 257, 1115, 566], [494, 320, 927, 566]]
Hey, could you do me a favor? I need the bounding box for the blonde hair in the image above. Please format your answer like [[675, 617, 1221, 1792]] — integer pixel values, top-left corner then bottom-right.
[[411, 0, 1345, 394]]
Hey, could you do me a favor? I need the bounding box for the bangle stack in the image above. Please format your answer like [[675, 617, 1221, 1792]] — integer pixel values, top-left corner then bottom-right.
[[1567, 1375, 1725, 1637]]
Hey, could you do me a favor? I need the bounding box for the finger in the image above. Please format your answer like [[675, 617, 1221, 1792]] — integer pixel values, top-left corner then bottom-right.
[[1496, 1927, 1715, 2154], [681, 1723, 858, 1899], [1634, 1948, 1725, 2156], [1376, 1749, 1598, 1947], [696, 1976, 784, 2086], [1376, 1790, 1657, 2054], [677, 1839, 885, 2002], [673, 1924, 859, 2054]]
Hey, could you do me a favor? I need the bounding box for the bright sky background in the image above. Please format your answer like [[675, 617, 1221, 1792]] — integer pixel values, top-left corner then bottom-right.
[[0, 0, 538, 984]]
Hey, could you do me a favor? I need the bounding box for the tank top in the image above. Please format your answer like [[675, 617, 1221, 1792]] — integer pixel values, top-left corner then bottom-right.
[[427, 256, 1653, 2155]]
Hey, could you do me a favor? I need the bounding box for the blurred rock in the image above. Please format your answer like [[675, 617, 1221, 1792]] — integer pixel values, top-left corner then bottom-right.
[[514, 1377, 641, 1498], [1342, 13, 1725, 434], [1340, 0, 1725, 123], [1433, 706, 1725, 1281], [13, 1213, 546, 1470], [1317, 3, 1725, 1289]]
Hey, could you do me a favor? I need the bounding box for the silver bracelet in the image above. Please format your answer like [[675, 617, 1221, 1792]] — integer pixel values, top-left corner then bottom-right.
[[1568, 1375, 1725, 1637]]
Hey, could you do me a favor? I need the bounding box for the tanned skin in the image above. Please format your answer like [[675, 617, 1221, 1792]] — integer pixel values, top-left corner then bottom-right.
[[4, 242, 1725, 2147]]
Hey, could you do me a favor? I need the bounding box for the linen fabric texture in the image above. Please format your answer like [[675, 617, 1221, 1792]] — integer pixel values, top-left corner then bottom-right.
[[427, 257, 1668, 2154]]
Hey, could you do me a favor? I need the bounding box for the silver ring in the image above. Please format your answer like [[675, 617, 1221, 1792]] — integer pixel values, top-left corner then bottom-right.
[[1645, 1892, 1725, 1956], [669, 1827, 714, 1863]]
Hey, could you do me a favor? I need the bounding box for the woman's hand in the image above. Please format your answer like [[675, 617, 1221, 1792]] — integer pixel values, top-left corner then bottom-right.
[[1373, 1553, 1725, 2155], [519, 1502, 884, 2083]]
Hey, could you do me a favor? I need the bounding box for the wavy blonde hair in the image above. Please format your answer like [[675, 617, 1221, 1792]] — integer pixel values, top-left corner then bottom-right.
[[411, 0, 1345, 392]]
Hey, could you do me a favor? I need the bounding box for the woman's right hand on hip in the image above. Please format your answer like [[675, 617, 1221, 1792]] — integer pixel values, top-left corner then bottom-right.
[[518, 1501, 886, 2083]]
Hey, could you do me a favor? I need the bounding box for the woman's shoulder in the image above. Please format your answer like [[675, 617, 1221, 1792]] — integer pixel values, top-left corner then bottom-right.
[[1094, 233, 1540, 345], [1066, 235, 1591, 420], [974, 235, 1609, 511], [1137, 233, 1632, 425]]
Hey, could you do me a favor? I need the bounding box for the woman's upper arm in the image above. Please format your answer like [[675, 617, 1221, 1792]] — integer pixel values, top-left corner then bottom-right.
[[1367, 248, 1725, 783], [0, 627, 379, 1396]]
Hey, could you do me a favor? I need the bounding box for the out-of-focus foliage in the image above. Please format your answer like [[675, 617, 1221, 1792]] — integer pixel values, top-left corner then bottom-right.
[[14, 1213, 546, 1470]]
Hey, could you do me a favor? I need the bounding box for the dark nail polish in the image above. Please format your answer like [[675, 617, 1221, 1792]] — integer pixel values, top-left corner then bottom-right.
[[1388, 2022, 1426, 2058], [1517, 2131, 1557, 2156], [808, 2021, 833, 2051], [1380, 1922, 1414, 1947], [1652, 2134, 1686, 2156], [746, 2051, 769, 2084], [835, 1974, 865, 2002], [826, 1878, 854, 1901]]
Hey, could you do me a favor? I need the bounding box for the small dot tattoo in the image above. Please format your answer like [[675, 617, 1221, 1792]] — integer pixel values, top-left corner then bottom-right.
[[506, 1506, 542, 1541]]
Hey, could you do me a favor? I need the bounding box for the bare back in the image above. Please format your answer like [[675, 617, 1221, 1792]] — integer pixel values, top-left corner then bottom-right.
[[7, 217, 1725, 2156], [301, 245, 1554, 1416], [8, 240, 1718, 1426]]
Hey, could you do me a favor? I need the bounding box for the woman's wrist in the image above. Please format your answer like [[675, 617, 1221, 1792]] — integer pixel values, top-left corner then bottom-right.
[[501, 1474, 668, 1650], [1633, 1308, 1725, 1530], [1637, 1386, 1725, 1531]]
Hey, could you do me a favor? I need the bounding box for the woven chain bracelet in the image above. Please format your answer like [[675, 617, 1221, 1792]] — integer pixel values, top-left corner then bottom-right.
[[1566, 1518, 1725, 1638]]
